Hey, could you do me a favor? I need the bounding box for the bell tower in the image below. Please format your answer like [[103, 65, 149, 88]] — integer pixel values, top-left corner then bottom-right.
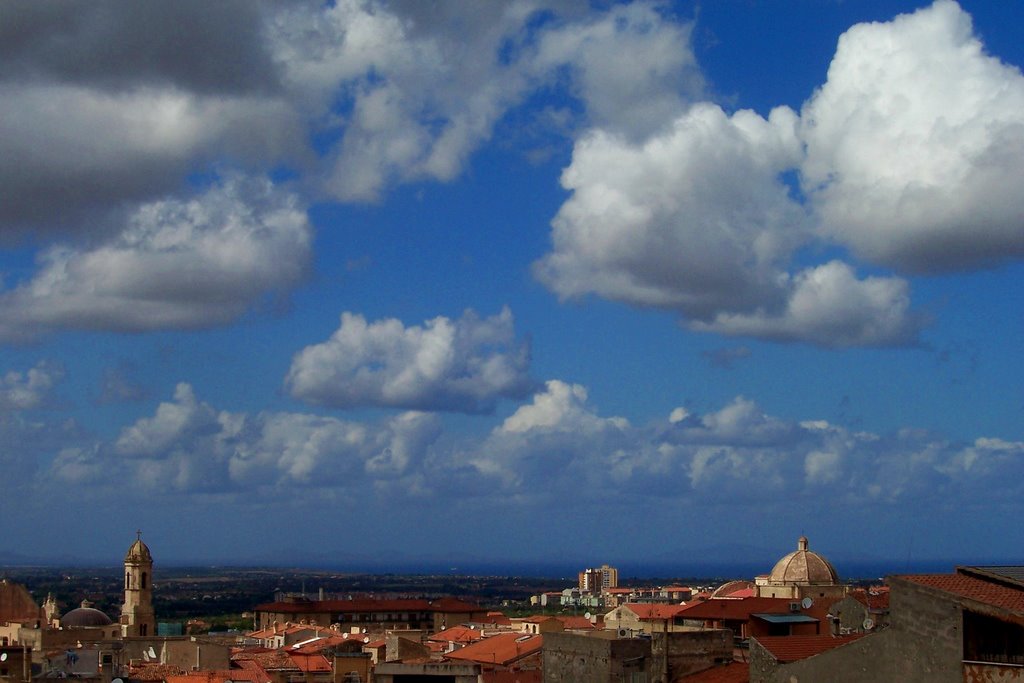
[[121, 531, 156, 637]]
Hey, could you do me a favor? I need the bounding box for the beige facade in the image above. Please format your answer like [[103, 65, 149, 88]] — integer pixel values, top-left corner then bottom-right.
[[121, 535, 156, 638], [755, 536, 848, 602]]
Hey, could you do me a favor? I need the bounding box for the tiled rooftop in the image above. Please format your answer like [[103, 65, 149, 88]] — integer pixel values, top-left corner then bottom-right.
[[674, 662, 749, 683], [444, 633, 543, 667], [898, 572, 1024, 614], [755, 634, 865, 663]]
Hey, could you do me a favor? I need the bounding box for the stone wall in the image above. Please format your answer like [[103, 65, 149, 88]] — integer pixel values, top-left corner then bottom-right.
[[651, 629, 732, 681], [542, 632, 651, 683], [373, 661, 481, 682]]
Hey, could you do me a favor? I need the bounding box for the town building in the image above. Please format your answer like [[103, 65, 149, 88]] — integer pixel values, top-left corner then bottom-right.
[[579, 564, 619, 595], [753, 536, 848, 602], [542, 628, 732, 682], [122, 532, 157, 638], [748, 564, 1024, 682], [253, 597, 487, 634]]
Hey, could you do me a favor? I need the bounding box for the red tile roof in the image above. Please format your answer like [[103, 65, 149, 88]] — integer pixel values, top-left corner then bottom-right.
[[166, 670, 269, 683], [850, 588, 890, 611], [232, 651, 296, 670], [127, 663, 187, 681], [897, 574, 1024, 614], [233, 659, 272, 682], [754, 634, 865, 663], [291, 634, 351, 654], [555, 616, 595, 630], [677, 597, 800, 621], [428, 625, 487, 644], [287, 652, 332, 673], [674, 662, 749, 683], [623, 603, 688, 620], [445, 633, 543, 667]]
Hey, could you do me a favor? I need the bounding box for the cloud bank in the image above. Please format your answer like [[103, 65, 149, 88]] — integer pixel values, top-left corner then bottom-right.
[[22, 379, 1021, 516]]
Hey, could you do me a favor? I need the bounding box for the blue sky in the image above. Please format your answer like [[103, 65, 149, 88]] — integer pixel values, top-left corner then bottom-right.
[[1, 0, 1022, 574]]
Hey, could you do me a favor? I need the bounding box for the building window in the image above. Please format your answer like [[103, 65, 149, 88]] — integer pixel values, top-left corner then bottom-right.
[[126, 573, 131, 589], [142, 572, 148, 589]]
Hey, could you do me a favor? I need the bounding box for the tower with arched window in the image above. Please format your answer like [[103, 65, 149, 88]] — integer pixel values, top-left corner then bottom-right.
[[120, 532, 156, 637]]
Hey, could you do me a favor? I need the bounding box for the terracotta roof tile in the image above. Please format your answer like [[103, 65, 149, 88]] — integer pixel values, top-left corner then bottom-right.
[[429, 626, 487, 644], [287, 652, 332, 673], [232, 650, 295, 670], [897, 573, 1024, 614], [674, 662, 749, 683], [127, 663, 188, 681], [678, 597, 814, 622], [850, 588, 890, 611], [555, 616, 595, 630], [165, 670, 269, 683], [754, 634, 865, 663], [444, 633, 543, 667], [623, 603, 688, 620]]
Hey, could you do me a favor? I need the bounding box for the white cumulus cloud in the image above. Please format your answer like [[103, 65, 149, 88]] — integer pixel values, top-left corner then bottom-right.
[[0, 361, 64, 411], [286, 307, 535, 413], [802, 0, 1024, 272], [0, 176, 311, 340]]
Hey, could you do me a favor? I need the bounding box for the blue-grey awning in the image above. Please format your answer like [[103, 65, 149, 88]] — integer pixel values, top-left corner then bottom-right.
[[751, 613, 819, 624]]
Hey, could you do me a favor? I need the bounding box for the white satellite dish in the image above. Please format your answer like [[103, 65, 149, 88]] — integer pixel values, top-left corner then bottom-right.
[[584, 612, 591, 620], [801, 597, 814, 609], [0, 653, 7, 662], [863, 618, 875, 630], [148, 647, 157, 659]]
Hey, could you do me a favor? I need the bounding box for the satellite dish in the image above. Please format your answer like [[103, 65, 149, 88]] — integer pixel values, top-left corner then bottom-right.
[[112, 678, 124, 683], [361, 628, 367, 634], [584, 612, 591, 620], [863, 618, 875, 630], [0, 653, 7, 662], [148, 647, 157, 659], [801, 597, 814, 609], [362, 637, 369, 643]]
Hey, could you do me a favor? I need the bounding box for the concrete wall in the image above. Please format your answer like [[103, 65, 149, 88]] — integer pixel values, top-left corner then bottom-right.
[[385, 634, 429, 663], [651, 629, 732, 682], [542, 632, 651, 683], [374, 661, 481, 682]]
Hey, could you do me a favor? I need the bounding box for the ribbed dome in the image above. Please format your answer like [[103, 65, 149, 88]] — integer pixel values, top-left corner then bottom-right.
[[61, 601, 113, 628], [125, 537, 153, 563], [768, 536, 839, 585]]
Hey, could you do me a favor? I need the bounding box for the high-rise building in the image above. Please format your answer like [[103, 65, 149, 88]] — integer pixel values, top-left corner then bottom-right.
[[578, 564, 619, 594]]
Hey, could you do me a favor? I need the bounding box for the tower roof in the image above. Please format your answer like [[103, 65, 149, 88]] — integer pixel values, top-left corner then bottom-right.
[[767, 536, 839, 585], [125, 535, 153, 563]]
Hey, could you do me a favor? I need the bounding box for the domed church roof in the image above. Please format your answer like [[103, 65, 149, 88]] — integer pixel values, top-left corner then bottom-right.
[[61, 600, 113, 628], [767, 536, 839, 585], [125, 535, 153, 563]]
